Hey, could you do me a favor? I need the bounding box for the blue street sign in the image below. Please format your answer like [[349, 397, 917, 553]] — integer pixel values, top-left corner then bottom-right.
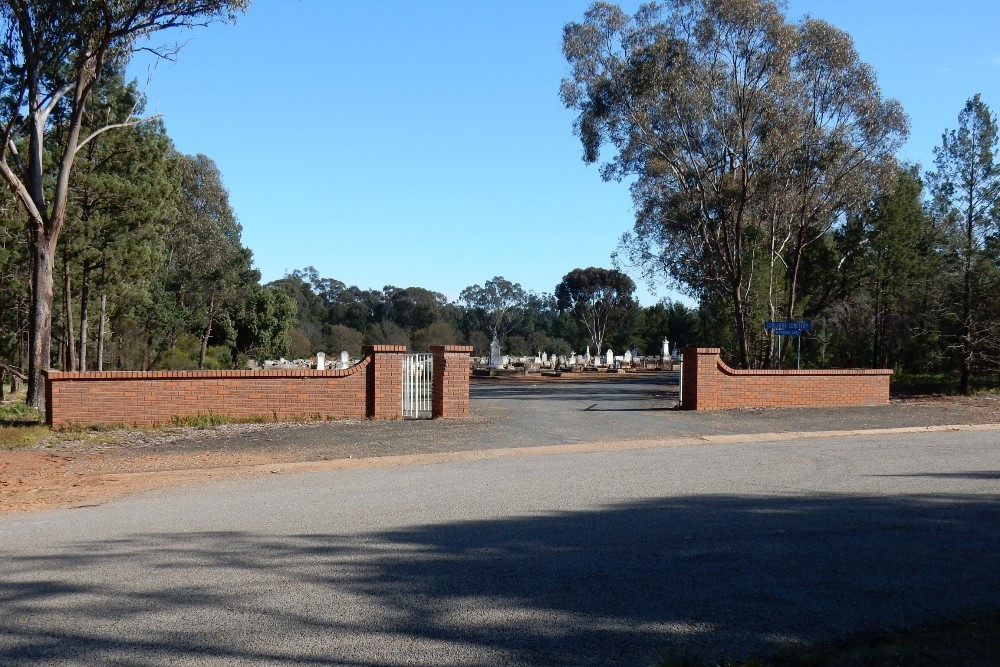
[[765, 321, 812, 336]]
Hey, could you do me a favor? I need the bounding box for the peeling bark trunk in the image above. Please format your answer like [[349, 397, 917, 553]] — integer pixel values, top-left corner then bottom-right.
[[27, 233, 56, 409], [200, 294, 214, 369], [79, 263, 90, 371]]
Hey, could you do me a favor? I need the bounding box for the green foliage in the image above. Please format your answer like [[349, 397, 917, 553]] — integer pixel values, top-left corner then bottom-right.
[[235, 284, 297, 361], [563, 0, 907, 368], [287, 328, 313, 359], [459, 276, 527, 342], [0, 0, 251, 408], [927, 95, 1000, 394], [556, 267, 637, 356], [411, 321, 457, 352], [155, 334, 201, 370], [325, 324, 364, 357], [0, 400, 43, 422], [153, 336, 233, 371], [366, 320, 411, 347]]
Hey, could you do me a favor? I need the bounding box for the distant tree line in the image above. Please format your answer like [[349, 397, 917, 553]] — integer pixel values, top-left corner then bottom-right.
[[266, 267, 700, 361]]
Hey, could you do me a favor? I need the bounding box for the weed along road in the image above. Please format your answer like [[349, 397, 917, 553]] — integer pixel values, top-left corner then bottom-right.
[[1, 427, 998, 666]]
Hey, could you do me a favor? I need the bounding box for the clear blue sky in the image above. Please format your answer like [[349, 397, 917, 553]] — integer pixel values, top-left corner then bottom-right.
[[129, 1, 1000, 305]]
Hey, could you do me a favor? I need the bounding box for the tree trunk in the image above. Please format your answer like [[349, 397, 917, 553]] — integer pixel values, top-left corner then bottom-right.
[[63, 252, 76, 372], [732, 285, 751, 369], [79, 264, 90, 371], [97, 294, 107, 371], [961, 198, 974, 396], [200, 294, 215, 369], [26, 234, 56, 410]]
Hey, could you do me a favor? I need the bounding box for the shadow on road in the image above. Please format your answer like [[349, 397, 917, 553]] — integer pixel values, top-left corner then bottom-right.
[[2, 492, 998, 666]]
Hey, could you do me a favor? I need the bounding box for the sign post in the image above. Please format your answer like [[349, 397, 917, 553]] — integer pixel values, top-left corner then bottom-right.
[[764, 321, 812, 369]]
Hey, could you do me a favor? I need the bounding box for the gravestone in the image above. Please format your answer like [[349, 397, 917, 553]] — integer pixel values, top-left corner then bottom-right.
[[489, 337, 502, 369], [541, 352, 548, 365], [316, 352, 326, 370], [623, 350, 633, 365], [585, 346, 591, 364], [501, 355, 510, 368], [606, 349, 614, 366], [662, 338, 670, 358]]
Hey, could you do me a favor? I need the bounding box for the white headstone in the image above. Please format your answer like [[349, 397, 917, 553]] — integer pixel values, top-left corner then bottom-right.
[[662, 338, 670, 358], [501, 355, 509, 368], [541, 352, 548, 364], [623, 350, 633, 364], [585, 346, 591, 363], [316, 352, 326, 370], [606, 349, 614, 366]]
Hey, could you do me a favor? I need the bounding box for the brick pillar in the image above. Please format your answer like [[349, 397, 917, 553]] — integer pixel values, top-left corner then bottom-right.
[[681, 347, 722, 410], [363, 345, 406, 419], [431, 345, 472, 418]]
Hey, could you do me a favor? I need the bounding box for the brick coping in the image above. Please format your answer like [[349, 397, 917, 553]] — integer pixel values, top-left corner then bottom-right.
[[717, 360, 892, 377], [43, 357, 370, 381], [688, 348, 892, 377], [431, 345, 474, 353]]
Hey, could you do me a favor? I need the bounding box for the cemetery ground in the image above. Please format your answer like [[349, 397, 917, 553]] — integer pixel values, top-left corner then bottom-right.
[[2, 370, 1000, 516]]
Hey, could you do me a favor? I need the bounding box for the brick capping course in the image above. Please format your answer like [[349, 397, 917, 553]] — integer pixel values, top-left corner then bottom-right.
[[429, 345, 474, 353], [362, 345, 407, 353], [681, 347, 891, 410], [42, 358, 370, 382]]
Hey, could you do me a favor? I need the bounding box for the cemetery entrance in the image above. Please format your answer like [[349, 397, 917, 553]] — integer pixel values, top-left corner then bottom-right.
[[402, 353, 433, 418]]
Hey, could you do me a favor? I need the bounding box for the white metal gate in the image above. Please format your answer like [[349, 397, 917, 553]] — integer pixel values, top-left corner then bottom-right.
[[402, 353, 433, 419]]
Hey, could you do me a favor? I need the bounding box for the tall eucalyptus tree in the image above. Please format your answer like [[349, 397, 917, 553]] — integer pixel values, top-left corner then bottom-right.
[[562, 0, 907, 367], [0, 0, 248, 408]]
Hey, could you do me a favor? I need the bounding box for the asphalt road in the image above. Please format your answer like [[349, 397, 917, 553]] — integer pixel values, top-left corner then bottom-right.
[[2, 427, 998, 666]]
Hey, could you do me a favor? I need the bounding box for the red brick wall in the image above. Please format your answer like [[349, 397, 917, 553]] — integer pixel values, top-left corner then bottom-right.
[[431, 345, 473, 418], [681, 347, 891, 410], [45, 345, 476, 428], [44, 361, 370, 429]]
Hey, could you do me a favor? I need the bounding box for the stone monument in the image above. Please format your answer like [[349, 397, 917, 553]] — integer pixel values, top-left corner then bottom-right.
[[489, 336, 502, 369]]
